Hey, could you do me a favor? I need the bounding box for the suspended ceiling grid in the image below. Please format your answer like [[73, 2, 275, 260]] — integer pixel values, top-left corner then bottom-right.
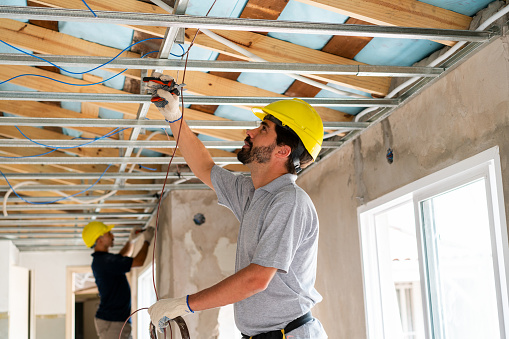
[[0, 0, 501, 251]]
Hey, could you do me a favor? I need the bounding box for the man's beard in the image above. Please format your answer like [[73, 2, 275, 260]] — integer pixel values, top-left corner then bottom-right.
[[237, 137, 276, 165]]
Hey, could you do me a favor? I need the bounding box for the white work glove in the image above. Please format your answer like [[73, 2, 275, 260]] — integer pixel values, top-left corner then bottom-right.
[[142, 227, 155, 243], [146, 72, 182, 123], [128, 226, 143, 243], [148, 296, 194, 332]]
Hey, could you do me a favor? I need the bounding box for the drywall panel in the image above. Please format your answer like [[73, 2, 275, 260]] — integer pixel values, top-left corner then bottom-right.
[[9, 266, 29, 339], [35, 316, 66, 339], [0, 241, 20, 338], [0, 241, 17, 313], [296, 33, 509, 338], [19, 251, 92, 316]]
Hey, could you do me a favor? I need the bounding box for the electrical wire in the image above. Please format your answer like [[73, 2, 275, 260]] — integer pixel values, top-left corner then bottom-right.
[[0, 38, 165, 75], [0, 163, 113, 207], [138, 1, 220, 338], [0, 125, 166, 215], [0, 39, 185, 87], [118, 1, 221, 337], [13, 126, 126, 150], [81, 0, 98, 17], [0, 127, 126, 159], [138, 165, 157, 171], [0, 69, 128, 87]]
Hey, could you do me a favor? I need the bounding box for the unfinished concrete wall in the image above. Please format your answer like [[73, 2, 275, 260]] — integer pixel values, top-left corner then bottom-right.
[[297, 33, 509, 338], [156, 189, 239, 338]]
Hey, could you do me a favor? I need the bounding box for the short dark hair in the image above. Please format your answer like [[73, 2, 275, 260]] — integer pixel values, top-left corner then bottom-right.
[[264, 115, 313, 174]]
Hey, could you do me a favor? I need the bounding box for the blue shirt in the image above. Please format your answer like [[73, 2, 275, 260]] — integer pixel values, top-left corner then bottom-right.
[[91, 252, 133, 322]]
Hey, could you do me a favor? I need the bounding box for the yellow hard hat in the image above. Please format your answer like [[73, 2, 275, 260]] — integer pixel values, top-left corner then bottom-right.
[[82, 221, 114, 248], [251, 98, 323, 160]]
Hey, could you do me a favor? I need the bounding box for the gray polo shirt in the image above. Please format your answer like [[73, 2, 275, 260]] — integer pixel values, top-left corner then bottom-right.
[[211, 165, 326, 338]]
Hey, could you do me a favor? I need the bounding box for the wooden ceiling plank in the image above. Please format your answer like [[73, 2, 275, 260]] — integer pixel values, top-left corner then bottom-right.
[[0, 164, 86, 186], [0, 65, 245, 139], [0, 126, 119, 158], [0, 19, 141, 79], [0, 100, 235, 157], [240, 0, 289, 20], [322, 18, 375, 59], [1, 65, 346, 138], [0, 146, 148, 176], [161, 70, 353, 122], [29, 0, 169, 14], [294, 0, 472, 46], [0, 20, 368, 114], [295, 0, 472, 30], [188, 30, 391, 95], [21, 2, 391, 95]]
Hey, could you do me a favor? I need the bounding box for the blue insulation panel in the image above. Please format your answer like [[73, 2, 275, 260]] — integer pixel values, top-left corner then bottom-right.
[[268, 0, 348, 50], [418, 0, 496, 16]]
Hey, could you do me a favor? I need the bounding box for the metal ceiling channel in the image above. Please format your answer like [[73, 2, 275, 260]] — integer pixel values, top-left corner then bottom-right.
[[0, 139, 343, 149], [0, 212, 152, 219], [0, 172, 197, 180], [0, 157, 240, 165], [0, 219, 148, 226], [0, 183, 209, 191], [6, 194, 160, 202], [0, 55, 445, 77], [0, 117, 368, 129], [5, 202, 157, 211], [0, 6, 492, 41], [0, 92, 400, 106], [0, 227, 149, 232]]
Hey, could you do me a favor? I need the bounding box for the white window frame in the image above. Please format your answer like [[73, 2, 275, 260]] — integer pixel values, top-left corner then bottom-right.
[[358, 146, 509, 339]]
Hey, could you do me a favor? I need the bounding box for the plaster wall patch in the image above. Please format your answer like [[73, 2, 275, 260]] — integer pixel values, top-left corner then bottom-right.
[[213, 237, 236, 276], [184, 230, 202, 278]]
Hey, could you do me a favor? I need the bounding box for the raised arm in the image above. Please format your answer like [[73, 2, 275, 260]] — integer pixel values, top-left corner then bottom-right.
[[167, 118, 215, 189], [147, 74, 215, 189]]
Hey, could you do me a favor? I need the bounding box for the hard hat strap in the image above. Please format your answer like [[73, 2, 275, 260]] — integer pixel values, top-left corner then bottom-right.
[[292, 143, 305, 174]]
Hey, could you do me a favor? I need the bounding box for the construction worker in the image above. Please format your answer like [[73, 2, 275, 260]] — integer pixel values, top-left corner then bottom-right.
[[82, 221, 155, 339], [146, 73, 327, 339]]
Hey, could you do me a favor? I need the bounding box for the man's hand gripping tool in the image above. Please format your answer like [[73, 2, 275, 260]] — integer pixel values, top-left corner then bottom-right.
[[143, 77, 185, 102]]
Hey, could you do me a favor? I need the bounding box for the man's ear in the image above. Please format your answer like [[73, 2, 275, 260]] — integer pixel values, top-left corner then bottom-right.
[[275, 145, 292, 159], [95, 235, 104, 245]]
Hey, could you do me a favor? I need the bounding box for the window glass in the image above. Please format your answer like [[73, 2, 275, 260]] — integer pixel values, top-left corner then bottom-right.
[[421, 179, 500, 339], [373, 202, 425, 339], [359, 149, 508, 339]]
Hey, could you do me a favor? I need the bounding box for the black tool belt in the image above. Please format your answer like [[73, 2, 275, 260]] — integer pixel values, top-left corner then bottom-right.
[[241, 312, 313, 339]]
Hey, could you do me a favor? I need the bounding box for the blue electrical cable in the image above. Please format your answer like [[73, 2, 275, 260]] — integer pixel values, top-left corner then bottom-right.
[[81, 0, 98, 17], [0, 70, 128, 87], [0, 38, 163, 75], [13, 126, 127, 150], [0, 163, 113, 205], [0, 38, 185, 76], [0, 50, 184, 87], [138, 165, 157, 171], [0, 127, 128, 159]]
